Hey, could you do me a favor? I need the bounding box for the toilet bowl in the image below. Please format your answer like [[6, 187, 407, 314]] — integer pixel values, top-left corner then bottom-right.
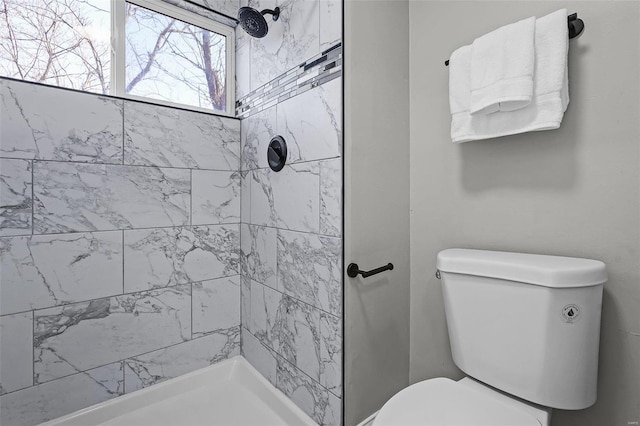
[[373, 377, 550, 426], [373, 249, 606, 426]]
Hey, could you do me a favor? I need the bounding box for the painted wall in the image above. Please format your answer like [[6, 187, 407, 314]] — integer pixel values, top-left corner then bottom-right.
[[409, 2, 640, 425], [343, 1, 411, 425], [0, 78, 242, 426], [235, 1, 343, 425]]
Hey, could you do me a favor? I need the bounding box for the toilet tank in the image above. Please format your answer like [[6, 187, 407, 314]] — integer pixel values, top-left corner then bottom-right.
[[436, 249, 606, 410]]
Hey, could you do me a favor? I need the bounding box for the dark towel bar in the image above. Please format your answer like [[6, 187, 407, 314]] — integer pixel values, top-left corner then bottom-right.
[[444, 13, 584, 66]]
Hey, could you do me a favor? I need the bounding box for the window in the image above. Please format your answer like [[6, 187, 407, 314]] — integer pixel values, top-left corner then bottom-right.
[[0, 0, 235, 115]]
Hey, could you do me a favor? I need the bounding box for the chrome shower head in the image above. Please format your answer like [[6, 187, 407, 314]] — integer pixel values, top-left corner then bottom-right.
[[237, 6, 280, 38]]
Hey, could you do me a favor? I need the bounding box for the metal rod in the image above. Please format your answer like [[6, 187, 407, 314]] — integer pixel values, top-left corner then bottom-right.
[[347, 262, 394, 278], [445, 13, 584, 66]]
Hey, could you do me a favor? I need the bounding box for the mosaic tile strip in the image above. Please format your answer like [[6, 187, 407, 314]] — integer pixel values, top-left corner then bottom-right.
[[236, 43, 342, 118]]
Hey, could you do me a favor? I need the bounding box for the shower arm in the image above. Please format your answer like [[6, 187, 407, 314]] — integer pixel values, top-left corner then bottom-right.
[[261, 7, 280, 21]]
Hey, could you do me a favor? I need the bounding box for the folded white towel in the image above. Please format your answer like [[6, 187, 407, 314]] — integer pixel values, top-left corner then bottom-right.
[[449, 9, 570, 143], [449, 45, 472, 117], [470, 16, 536, 115]]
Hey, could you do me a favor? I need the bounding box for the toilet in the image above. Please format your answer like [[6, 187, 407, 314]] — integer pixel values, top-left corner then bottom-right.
[[374, 248, 607, 426]]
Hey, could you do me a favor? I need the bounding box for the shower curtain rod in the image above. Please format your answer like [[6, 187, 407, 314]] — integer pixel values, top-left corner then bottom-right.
[[444, 12, 584, 66]]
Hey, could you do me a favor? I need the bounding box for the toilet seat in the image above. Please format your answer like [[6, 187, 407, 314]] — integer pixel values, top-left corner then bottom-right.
[[373, 378, 544, 426]]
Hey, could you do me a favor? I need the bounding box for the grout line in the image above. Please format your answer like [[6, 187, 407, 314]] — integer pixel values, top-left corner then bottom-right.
[[31, 159, 34, 235], [2, 222, 242, 239], [121, 101, 125, 165], [7, 219, 335, 242], [275, 227, 280, 294], [15, 157, 240, 173], [2, 275, 242, 318], [319, 160, 323, 233], [121, 360, 126, 395], [247, 155, 341, 171], [122, 230, 125, 294], [247, 222, 341, 240], [31, 310, 35, 387], [248, 276, 340, 323]]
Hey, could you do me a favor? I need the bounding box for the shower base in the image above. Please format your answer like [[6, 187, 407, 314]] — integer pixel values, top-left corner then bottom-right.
[[41, 356, 317, 426]]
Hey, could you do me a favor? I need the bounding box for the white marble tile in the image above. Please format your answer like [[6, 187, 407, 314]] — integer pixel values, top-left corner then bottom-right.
[[319, 158, 341, 237], [250, 0, 320, 89], [192, 0, 239, 17], [240, 170, 251, 223], [248, 279, 282, 349], [276, 295, 321, 381], [240, 274, 251, 328], [0, 80, 123, 163], [251, 163, 320, 233], [277, 229, 341, 315], [33, 285, 191, 384], [320, 312, 341, 397], [0, 362, 123, 426], [241, 223, 277, 289], [236, 40, 251, 99], [192, 170, 241, 225], [0, 231, 123, 315], [0, 312, 32, 395], [124, 329, 239, 393], [277, 77, 341, 164], [241, 106, 277, 170], [324, 391, 342, 426], [192, 276, 240, 337], [320, 0, 342, 50], [276, 357, 340, 426], [33, 162, 190, 234], [241, 326, 277, 386], [0, 158, 32, 236], [124, 101, 240, 170], [124, 225, 239, 293]]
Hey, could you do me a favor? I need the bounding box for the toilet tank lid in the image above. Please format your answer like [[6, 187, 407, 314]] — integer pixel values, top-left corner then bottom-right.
[[436, 249, 607, 288]]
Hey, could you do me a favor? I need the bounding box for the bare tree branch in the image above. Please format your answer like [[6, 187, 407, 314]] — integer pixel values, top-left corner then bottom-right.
[[125, 17, 175, 93]]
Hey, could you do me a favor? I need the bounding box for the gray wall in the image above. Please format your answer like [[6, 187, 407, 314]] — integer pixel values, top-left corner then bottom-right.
[[344, 1, 411, 425], [409, 2, 640, 425], [235, 1, 343, 425], [0, 78, 242, 426]]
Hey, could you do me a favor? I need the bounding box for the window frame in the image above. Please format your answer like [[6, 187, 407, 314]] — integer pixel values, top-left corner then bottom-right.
[[111, 0, 235, 116]]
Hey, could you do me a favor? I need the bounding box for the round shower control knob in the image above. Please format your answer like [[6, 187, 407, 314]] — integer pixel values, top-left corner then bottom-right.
[[267, 135, 287, 172]]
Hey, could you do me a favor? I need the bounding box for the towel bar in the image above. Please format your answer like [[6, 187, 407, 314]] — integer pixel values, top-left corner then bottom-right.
[[444, 12, 584, 66]]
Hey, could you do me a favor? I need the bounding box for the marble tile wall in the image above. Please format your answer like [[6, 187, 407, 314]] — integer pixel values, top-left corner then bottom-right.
[[237, 8, 343, 420], [235, 0, 342, 99], [0, 78, 242, 426]]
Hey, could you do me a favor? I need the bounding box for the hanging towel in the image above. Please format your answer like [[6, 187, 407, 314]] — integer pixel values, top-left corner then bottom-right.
[[470, 16, 536, 115], [448, 45, 472, 121], [449, 8, 569, 143]]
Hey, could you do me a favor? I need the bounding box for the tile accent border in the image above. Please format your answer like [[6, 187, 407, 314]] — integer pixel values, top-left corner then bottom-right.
[[236, 43, 342, 118]]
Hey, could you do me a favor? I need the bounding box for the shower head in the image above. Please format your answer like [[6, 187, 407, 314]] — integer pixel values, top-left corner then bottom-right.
[[237, 6, 280, 38]]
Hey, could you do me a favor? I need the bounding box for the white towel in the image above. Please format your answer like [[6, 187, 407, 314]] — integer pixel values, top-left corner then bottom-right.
[[449, 9, 570, 143], [470, 16, 536, 115]]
